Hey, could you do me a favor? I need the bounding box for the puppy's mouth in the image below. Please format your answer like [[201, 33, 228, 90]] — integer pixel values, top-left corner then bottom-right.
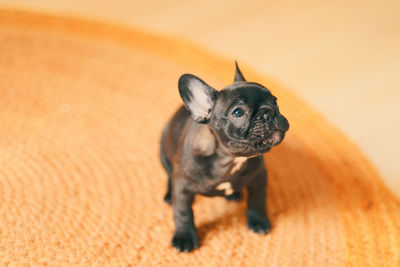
[[247, 114, 289, 153], [252, 130, 284, 152], [223, 117, 289, 157]]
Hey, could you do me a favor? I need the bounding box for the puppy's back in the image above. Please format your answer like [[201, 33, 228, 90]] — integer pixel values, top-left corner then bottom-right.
[[160, 106, 192, 165]]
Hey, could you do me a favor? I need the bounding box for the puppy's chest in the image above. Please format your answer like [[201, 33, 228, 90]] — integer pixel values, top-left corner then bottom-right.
[[217, 156, 248, 176], [190, 156, 249, 195]]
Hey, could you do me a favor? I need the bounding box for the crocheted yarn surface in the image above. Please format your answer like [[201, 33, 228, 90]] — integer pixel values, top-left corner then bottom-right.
[[0, 10, 399, 266]]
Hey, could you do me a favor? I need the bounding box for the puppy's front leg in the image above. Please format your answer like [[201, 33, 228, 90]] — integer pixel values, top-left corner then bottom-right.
[[246, 166, 271, 234], [171, 180, 199, 252]]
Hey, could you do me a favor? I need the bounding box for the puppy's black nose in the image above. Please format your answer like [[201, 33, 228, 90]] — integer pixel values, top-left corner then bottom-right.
[[258, 108, 275, 122]]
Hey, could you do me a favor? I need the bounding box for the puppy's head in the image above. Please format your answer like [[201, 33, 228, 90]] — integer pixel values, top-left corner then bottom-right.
[[179, 63, 289, 157]]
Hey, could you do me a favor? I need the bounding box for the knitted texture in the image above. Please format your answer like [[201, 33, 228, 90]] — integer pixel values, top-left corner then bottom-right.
[[0, 9, 399, 266]]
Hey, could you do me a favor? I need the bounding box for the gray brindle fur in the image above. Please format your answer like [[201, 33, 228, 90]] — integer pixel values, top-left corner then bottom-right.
[[160, 63, 289, 252]]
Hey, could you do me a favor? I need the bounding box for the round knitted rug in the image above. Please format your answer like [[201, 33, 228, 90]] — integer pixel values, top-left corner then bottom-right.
[[0, 9, 399, 266]]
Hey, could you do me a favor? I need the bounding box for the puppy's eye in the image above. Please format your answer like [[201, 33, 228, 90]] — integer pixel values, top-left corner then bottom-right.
[[232, 107, 244, 118]]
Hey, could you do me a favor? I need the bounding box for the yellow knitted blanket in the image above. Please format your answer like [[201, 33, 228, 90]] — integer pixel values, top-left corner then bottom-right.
[[0, 9, 399, 266]]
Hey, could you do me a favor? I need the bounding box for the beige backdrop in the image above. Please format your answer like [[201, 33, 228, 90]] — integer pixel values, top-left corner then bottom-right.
[[1, 0, 399, 197]]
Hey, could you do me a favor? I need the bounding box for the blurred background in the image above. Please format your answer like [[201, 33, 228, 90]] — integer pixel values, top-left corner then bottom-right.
[[1, 0, 399, 197]]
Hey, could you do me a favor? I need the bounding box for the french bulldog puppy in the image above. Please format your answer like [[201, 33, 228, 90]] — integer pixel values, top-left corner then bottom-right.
[[160, 63, 289, 252]]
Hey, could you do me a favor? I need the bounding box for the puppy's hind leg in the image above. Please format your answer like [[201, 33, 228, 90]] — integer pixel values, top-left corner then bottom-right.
[[160, 146, 173, 204], [164, 176, 172, 205]]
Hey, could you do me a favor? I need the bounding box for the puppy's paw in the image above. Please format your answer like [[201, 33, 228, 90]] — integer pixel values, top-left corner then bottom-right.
[[225, 191, 242, 202], [247, 213, 271, 234], [171, 229, 199, 252]]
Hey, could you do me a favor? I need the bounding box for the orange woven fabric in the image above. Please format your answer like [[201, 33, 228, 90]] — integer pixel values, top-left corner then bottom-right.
[[0, 9, 399, 266]]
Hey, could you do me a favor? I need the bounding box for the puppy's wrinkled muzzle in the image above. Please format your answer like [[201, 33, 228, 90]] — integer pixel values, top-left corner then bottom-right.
[[249, 112, 289, 151]]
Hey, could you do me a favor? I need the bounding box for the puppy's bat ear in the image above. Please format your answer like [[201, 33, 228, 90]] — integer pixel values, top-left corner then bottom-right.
[[234, 61, 246, 82], [178, 74, 218, 123]]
